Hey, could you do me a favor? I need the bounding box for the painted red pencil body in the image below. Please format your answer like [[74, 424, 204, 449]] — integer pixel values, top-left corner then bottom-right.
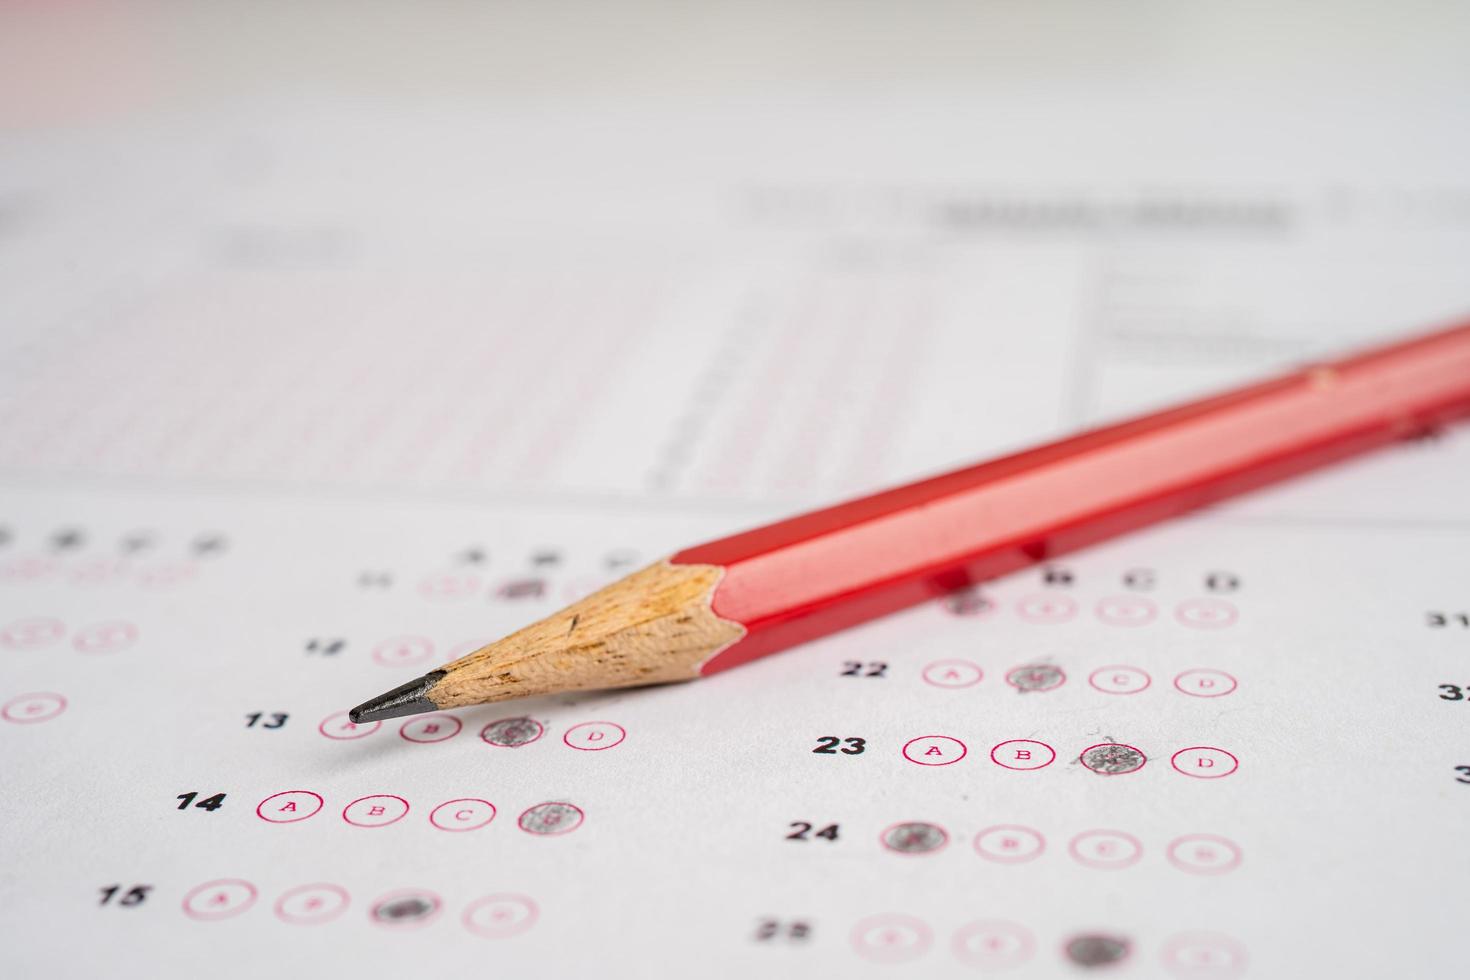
[[680, 319, 1470, 674], [352, 318, 1470, 721]]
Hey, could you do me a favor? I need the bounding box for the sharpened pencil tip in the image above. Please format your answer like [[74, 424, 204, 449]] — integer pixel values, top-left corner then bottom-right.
[[348, 670, 447, 723]]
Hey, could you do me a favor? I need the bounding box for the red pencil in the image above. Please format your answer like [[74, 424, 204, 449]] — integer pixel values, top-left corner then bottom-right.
[[351, 318, 1470, 721]]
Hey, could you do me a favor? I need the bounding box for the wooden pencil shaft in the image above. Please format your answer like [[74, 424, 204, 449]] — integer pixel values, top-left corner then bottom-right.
[[353, 318, 1470, 719], [429, 561, 743, 707]]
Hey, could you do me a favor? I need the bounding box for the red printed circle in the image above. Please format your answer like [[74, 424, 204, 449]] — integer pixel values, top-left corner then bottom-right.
[[275, 883, 350, 925], [342, 794, 410, 827], [1095, 595, 1157, 626], [182, 879, 257, 921], [902, 735, 968, 766], [973, 825, 1046, 863], [463, 894, 539, 938], [1171, 746, 1239, 779], [1, 617, 64, 650], [518, 801, 584, 835], [0, 557, 57, 582], [879, 821, 950, 855], [563, 721, 626, 751], [1078, 742, 1148, 776], [1064, 934, 1133, 969], [417, 572, 481, 600], [1069, 830, 1143, 869], [69, 559, 122, 585], [941, 590, 994, 618], [1016, 594, 1077, 624], [1174, 669, 1238, 698], [369, 890, 442, 929], [921, 659, 983, 689], [1175, 598, 1238, 630], [851, 914, 932, 964], [1088, 665, 1151, 695], [953, 920, 1035, 969], [480, 716, 545, 747], [1162, 932, 1248, 977], [372, 635, 434, 668], [2, 691, 67, 724], [990, 739, 1056, 771], [1166, 835, 1242, 875], [496, 577, 547, 600], [72, 621, 138, 654], [318, 711, 380, 740], [1005, 663, 1066, 692], [136, 562, 198, 588], [429, 798, 497, 832], [399, 714, 463, 744], [256, 790, 325, 824]]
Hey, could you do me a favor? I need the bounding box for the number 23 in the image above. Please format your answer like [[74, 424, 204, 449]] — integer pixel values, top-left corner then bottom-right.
[[812, 736, 865, 755]]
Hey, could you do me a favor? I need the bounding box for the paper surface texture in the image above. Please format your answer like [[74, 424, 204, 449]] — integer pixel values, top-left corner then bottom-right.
[[2, 5, 1468, 977]]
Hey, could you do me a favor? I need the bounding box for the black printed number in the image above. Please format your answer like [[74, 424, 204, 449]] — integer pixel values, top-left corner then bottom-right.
[[1428, 612, 1470, 628], [1439, 685, 1466, 701], [839, 661, 887, 678], [754, 919, 812, 943], [1456, 766, 1470, 784], [812, 736, 866, 755], [787, 821, 840, 841], [245, 712, 288, 729], [176, 791, 227, 812], [99, 884, 151, 907]]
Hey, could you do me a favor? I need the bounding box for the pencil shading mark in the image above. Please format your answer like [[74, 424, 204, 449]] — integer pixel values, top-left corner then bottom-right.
[[881, 822, 948, 854], [518, 801, 584, 835], [941, 588, 993, 617], [480, 717, 545, 747], [1064, 934, 1130, 968], [497, 578, 546, 600], [371, 893, 439, 926], [1006, 664, 1065, 692], [1080, 743, 1147, 775]]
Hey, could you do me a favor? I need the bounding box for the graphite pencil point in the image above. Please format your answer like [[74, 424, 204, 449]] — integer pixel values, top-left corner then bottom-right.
[[349, 670, 446, 723]]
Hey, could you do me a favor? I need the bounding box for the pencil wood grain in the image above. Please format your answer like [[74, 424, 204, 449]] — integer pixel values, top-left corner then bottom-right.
[[428, 559, 745, 707]]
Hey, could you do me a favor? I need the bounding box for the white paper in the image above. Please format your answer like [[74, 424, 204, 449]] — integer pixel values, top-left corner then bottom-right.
[[2, 4, 1469, 977]]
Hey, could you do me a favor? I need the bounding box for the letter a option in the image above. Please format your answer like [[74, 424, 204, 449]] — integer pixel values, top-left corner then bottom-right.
[[903, 735, 968, 766]]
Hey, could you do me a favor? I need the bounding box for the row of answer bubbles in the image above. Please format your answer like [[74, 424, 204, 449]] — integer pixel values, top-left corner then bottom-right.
[[414, 571, 628, 604], [900, 736, 1239, 777], [877, 822, 1241, 872], [0, 559, 201, 587], [851, 916, 1244, 976], [922, 661, 1238, 696], [181, 879, 536, 936], [943, 592, 1238, 628], [255, 791, 584, 834], [318, 711, 625, 750], [0, 527, 225, 556], [0, 617, 138, 653]]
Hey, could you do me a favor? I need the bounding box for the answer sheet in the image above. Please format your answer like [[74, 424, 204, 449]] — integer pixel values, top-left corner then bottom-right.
[[3, 4, 1469, 978]]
